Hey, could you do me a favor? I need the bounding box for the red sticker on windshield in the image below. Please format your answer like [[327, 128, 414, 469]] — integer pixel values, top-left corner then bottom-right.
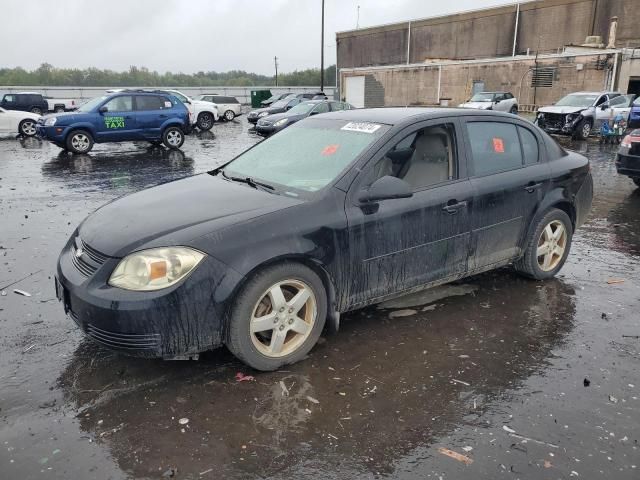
[[493, 138, 505, 153], [322, 144, 339, 156]]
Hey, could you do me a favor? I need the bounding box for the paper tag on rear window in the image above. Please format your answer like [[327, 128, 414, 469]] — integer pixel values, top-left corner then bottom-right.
[[164, 101, 173, 108], [493, 137, 505, 153], [341, 122, 381, 133], [321, 144, 339, 156]]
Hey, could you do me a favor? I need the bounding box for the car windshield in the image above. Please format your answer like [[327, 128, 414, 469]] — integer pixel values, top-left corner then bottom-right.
[[633, 97, 640, 107], [76, 96, 107, 112], [221, 119, 389, 194], [287, 102, 316, 115], [470, 93, 495, 102], [555, 94, 598, 107]]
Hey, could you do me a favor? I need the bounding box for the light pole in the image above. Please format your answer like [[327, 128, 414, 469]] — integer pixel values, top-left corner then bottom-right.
[[274, 56, 278, 87], [320, 0, 325, 92]]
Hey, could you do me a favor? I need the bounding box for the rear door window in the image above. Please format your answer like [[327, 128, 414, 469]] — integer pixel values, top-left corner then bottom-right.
[[3, 95, 15, 103], [467, 122, 523, 176], [135, 95, 165, 111]]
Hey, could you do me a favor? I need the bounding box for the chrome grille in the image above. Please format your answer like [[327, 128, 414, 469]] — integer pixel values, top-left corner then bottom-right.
[[70, 237, 109, 277]]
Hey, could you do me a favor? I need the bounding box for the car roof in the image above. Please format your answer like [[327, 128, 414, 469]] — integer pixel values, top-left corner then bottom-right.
[[477, 91, 509, 94], [314, 107, 517, 125], [569, 91, 620, 95]]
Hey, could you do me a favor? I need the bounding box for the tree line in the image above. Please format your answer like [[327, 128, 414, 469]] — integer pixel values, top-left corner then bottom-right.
[[0, 64, 337, 87]]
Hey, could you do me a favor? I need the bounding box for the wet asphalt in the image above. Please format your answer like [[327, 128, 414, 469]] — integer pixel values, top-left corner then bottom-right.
[[0, 118, 639, 479]]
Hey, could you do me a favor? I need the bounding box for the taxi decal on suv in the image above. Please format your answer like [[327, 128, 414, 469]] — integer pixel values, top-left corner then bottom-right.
[[105, 116, 125, 129]]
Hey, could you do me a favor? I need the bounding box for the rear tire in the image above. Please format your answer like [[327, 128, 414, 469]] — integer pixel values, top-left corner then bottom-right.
[[18, 119, 37, 137], [224, 110, 235, 121], [66, 130, 94, 154], [162, 126, 185, 149], [226, 263, 327, 371], [54, 107, 65, 113], [515, 208, 573, 280], [196, 112, 214, 131], [510, 106, 518, 115], [30, 107, 43, 115]]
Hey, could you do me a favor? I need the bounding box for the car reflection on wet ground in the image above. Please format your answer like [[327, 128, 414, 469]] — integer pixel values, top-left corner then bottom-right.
[[0, 120, 638, 479]]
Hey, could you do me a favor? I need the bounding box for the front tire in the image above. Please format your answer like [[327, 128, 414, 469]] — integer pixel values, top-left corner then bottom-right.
[[196, 112, 214, 131], [226, 263, 327, 371], [162, 126, 185, 149], [223, 110, 235, 121], [18, 119, 37, 137], [510, 106, 518, 115], [66, 130, 94, 154], [515, 208, 573, 280], [574, 120, 592, 140]]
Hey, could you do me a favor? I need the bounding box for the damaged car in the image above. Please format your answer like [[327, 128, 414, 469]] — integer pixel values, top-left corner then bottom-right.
[[535, 91, 626, 140], [56, 108, 593, 371]]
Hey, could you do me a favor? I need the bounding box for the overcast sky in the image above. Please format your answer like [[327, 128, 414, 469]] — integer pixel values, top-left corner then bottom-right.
[[2, 0, 519, 75]]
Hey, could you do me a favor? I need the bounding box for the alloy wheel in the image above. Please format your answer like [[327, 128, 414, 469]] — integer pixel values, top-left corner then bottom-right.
[[21, 121, 36, 136], [166, 130, 183, 146], [199, 113, 213, 129], [71, 133, 91, 152], [536, 220, 567, 271], [224, 110, 235, 121], [249, 279, 317, 358], [582, 122, 591, 139]]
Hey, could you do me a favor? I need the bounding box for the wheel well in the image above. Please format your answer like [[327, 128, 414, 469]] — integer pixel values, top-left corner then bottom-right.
[[66, 128, 93, 141], [226, 256, 339, 332], [550, 201, 576, 229]]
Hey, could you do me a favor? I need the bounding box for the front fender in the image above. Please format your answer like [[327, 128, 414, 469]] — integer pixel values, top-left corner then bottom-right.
[[61, 122, 97, 138]]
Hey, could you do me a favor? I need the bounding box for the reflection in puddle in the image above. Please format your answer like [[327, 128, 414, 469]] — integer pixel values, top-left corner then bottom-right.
[[58, 272, 576, 478]]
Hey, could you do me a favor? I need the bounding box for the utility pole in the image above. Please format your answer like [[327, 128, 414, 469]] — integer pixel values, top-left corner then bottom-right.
[[356, 5, 360, 29], [274, 56, 278, 87], [320, 0, 325, 92]]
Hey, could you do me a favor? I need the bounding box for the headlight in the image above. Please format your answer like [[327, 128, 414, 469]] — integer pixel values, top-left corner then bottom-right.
[[566, 113, 579, 122], [44, 117, 57, 126], [273, 118, 288, 127], [108, 247, 205, 291], [258, 111, 270, 117], [537, 113, 545, 120]]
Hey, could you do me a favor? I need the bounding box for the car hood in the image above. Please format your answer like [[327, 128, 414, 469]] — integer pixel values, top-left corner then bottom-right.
[[459, 102, 493, 109], [78, 173, 303, 258], [538, 105, 591, 115], [41, 111, 88, 123], [259, 112, 305, 124], [12, 111, 40, 120]]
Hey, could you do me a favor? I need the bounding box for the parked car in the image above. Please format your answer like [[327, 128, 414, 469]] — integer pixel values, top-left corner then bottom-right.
[[616, 129, 640, 188], [459, 91, 518, 113], [535, 91, 630, 140], [159, 89, 218, 131], [196, 94, 242, 121], [261, 93, 295, 107], [36, 91, 190, 153], [256, 100, 353, 135], [1, 92, 49, 115], [247, 97, 302, 124], [55, 108, 593, 370], [44, 96, 77, 113], [627, 96, 640, 128], [0, 107, 41, 136]]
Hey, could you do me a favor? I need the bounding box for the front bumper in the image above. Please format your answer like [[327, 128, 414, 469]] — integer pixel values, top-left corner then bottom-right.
[[36, 124, 69, 142], [56, 234, 240, 358], [255, 124, 279, 136], [537, 113, 583, 136], [616, 152, 640, 178]]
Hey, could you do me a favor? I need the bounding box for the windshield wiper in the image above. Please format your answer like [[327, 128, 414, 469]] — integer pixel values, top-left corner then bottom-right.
[[221, 170, 275, 191]]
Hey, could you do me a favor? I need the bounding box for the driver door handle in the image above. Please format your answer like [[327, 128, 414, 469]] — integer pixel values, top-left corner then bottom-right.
[[442, 200, 468, 214], [524, 182, 543, 193]]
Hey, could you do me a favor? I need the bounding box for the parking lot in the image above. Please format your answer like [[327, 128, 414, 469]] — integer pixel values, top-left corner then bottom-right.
[[1, 119, 639, 479]]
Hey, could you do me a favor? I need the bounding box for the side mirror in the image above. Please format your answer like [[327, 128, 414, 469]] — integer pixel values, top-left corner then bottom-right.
[[99, 106, 108, 113], [359, 176, 413, 203]]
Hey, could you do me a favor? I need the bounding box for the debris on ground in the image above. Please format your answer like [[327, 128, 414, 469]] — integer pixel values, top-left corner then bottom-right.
[[583, 378, 590, 387], [13, 289, 31, 297], [279, 380, 289, 396], [235, 372, 255, 382], [609, 395, 618, 404], [451, 379, 470, 386], [502, 425, 516, 433], [606, 278, 625, 285], [437, 447, 473, 465], [388, 309, 417, 318], [178, 418, 189, 425], [22, 344, 36, 354], [306, 396, 319, 404], [162, 467, 177, 477]]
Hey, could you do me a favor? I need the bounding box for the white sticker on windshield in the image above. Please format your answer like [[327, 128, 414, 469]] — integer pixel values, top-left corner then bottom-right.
[[341, 122, 381, 133]]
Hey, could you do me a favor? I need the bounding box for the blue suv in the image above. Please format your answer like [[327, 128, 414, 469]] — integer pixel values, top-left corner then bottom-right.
[[36, 90, 190, 153]]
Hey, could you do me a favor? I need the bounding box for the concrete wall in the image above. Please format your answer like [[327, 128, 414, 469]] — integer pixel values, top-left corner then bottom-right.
[[340, 53, 613, 109], [337, 0, 640, 71]]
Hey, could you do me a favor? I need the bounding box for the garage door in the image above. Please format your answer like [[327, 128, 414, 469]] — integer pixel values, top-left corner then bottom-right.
[[345, 76, 365, 108]]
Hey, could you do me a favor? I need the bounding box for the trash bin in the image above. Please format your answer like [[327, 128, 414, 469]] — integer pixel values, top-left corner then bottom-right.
[[251, 90, 272, 108]]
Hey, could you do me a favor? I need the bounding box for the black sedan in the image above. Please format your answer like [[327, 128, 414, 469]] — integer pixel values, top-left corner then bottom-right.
[[255, 100, 353, 135], [56, 108, 593, 371], [616, 130, 640, 188], [247, 97, 302, 124], [260, 92, 294, 107]]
